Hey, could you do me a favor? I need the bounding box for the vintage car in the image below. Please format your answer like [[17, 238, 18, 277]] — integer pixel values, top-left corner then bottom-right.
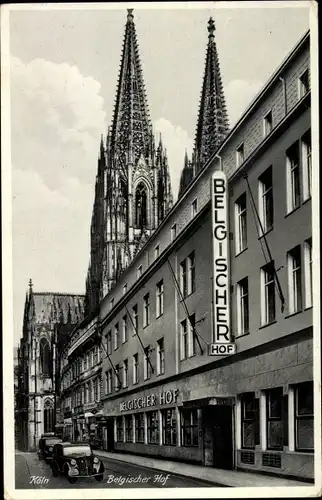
[[50, 442, 104, 483], [38, 435, 62, 461]]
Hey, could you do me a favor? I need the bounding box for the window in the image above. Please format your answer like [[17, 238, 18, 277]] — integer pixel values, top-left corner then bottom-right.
[[287, 246, 302, 314], [286, 142, 301, 212], [188, 252, 196, 295], [154, 244, 160, 259], [116, 416, 124, 442], [132, 353, 138, 384], [114, 323, 119, 350], [123, 284, 127, 296], [93, 346, 98, 365], [143, 293, 150, 327], [135, 413, 145, 443], [295, 381, 314, 452], [171, 223, 177, 241], [304, 238, 312, 308], [106, 330, 112, 355], [191, 198, 198, 217], [135, 182, 147, 227], [162, 408, 177, 446], [180, 315, 196, 360], [258, 166, 273, 233], [298, 69, 309, 98], [266, 388, 284, 450], [122, 315, 128, 343], [110, 298, 114, 311], [180, 319, 188, 360], [236, 143, 245, 167], [132, 304, 138, 334], [157, 338, 165, 375], [180, 252, 195, 298], [105, 370, 112, 394], [137, 265, 142, 279], [236, 278, 249, 335], [241, 393, 260, 449], [156, 280, 164, 317], [125, 415, 133, 443], [263, 110, 273, 137], [181, 409, 198, 447], [94, 377, 100, 401], [235, 193, 247, 254], [123, 359, 128, 388], [301, 130, 312, 201], [147, 411, 159, 444], [114, 364, 120, 391], [180, 259, 187, 298], [189, 314, 196, 356], [261, 261, 276, 325], [144, 347, 151, 380]]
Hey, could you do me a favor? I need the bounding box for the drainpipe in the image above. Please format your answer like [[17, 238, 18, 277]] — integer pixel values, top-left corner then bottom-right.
[[279, 76, 287, 116]]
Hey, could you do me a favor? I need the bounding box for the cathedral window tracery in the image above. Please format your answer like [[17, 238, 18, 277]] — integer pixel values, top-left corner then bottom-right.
[[135, 182, 148, 228], [39, 337, 51, 377]]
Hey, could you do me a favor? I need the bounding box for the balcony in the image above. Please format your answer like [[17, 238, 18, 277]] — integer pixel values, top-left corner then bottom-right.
[[64, 408, 72, 419], [68, 319, 98, 357], [83, 401, 97, 412], [74, 404, 84, 416]]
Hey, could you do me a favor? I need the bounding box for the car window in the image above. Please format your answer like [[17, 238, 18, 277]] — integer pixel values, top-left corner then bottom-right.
[[45, 438, 62, 446], [63, 445, 92, 457]]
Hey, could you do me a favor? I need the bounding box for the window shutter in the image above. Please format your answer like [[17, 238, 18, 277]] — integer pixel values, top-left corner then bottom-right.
[[282, 394, 289, 447], [254, 398, 260, 446]]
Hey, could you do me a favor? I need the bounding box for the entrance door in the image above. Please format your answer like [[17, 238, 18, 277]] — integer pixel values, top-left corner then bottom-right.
[[212, 406, 233, 470]]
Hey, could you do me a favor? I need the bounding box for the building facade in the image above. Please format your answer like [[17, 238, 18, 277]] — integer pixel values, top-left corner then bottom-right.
[[16, 282, 84, 451], [58, 11, 314, 481], [95, 30, 313, 479]]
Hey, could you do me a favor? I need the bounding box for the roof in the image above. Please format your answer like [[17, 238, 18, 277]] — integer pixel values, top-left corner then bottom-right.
[[32, 293, 85, 325]]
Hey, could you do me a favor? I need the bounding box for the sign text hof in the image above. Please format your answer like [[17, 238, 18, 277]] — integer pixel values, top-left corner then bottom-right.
[[210, 171, 236, 356], [120, 389, 179, 412]]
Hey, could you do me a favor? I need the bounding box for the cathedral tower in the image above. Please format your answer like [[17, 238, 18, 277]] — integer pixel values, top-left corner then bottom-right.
[[179, 17, 229, 197], [86, 9, 173, 313]]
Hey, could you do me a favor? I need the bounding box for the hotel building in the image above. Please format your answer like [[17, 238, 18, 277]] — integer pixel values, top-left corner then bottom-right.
[[59, 11, 314, 481]]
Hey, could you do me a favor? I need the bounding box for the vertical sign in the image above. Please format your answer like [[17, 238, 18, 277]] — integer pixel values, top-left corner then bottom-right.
[[209, 171, 236, 356]]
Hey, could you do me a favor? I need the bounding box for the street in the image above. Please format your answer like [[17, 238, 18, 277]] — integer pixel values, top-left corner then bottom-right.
[[15, 451, 217, 489]]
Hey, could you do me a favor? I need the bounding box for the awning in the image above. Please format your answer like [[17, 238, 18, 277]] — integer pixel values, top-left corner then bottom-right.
[[95, 410, 104, 416], [84, 412, 94, 418]]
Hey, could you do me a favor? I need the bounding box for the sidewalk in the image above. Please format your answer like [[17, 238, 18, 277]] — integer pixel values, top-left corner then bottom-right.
[[96, 450, 310, 487]]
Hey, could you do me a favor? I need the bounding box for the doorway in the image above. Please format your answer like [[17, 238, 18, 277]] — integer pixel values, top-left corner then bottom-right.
[[212, 406, 233, 470]]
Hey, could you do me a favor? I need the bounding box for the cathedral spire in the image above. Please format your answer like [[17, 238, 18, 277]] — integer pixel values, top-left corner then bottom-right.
[[193, 16, 229, 172], [110, 8, 152, 167], [178, 16, 229, 198]]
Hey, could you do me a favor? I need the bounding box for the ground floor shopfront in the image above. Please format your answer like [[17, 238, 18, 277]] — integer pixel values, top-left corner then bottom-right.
[[102, 332, 314, 481]]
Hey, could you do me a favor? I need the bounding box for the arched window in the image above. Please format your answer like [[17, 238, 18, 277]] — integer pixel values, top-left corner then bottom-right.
[[44, 398, 54, 433], [135, 183, 147, 228], [39, 338, 51, 377]]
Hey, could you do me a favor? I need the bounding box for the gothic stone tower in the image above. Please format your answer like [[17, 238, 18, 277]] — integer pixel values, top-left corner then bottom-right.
[[179, 17, 229, 197], [16, 280, 84, 451], [86, 9, 173, 313]]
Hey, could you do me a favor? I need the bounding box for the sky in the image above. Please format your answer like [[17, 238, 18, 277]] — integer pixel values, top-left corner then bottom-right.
[[7, 2, 310, 346]]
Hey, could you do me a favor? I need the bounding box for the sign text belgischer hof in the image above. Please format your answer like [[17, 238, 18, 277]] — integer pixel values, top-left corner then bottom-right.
[[210, 171, 236, 356]]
